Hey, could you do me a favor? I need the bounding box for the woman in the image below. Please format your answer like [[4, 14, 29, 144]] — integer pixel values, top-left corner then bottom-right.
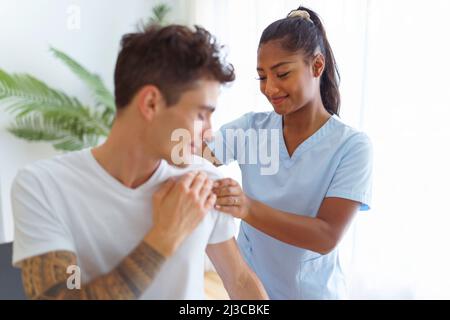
[[204, 6, 373, 299]]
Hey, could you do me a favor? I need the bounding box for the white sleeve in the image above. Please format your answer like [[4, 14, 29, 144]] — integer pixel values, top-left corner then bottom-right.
[[188, 156, 237, 244], [208, 209, 236, 244], [11, 168, 76, 267]]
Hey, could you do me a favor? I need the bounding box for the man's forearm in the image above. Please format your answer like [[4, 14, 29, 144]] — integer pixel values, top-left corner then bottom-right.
[[206, 239, 269, 300], [22, 240, 165, 300], [226, 269, 268, 300]]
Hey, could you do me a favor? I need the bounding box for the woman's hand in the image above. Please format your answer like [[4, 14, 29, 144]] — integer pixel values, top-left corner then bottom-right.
[[213, 178, 251, 220]]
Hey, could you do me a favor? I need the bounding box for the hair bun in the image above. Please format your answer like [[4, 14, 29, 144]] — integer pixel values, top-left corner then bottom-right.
[[287, 10, 314, 24]]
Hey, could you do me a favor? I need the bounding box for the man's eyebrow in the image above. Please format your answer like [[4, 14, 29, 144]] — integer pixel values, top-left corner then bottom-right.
[[256, 61, 295, 71], [199, 105, 216, 112]]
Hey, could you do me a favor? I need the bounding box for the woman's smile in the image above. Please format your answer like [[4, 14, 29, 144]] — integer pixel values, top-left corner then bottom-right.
[[270, 95, 289, 106]]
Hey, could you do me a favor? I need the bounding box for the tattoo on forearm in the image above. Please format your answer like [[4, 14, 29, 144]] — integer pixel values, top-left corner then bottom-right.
[[21, 241, 165, 300]]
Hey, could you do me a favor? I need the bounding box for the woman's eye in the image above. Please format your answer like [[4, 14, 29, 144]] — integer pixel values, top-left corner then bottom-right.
[[256, 72, 289, 81], [277, 72, 290, 78]]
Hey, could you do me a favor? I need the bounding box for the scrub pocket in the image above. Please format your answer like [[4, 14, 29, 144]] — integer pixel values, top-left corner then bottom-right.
[[298, 252, 346, 300]]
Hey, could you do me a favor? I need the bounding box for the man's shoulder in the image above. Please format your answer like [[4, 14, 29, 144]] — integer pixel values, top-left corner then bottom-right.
[[165, 155, 223, 181], [189, 155, 224, 180], [14, 149, 89, 186]]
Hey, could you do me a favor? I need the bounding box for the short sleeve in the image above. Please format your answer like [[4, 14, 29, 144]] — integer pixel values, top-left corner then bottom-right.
[[11, 168, 76, 267], [325, 133, 373, 211], [208, 210, 236, 244], [188, 156, 237, 244], [206, 112, 254, 165]]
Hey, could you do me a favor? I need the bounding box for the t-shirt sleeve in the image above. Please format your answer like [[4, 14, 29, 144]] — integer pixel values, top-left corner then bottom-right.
[[206, 112, 254, 165], [208, 209, 236, 244], [11, 168, 76, 267], [190, 156, 237, 244], [325, 133, 374, 211]]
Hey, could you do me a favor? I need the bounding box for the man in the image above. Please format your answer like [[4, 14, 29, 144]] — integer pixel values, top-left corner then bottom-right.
[[11, 25, 268, 300]]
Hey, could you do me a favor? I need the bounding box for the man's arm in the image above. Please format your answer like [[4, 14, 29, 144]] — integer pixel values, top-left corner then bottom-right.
[[21, 235, 164, 300], [20, 171, 216, 300], [206, 238, 268, 300]]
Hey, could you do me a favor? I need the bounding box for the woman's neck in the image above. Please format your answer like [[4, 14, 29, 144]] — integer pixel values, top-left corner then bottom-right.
[[283, 100, 331, 136], [281, 100, 331, 156]]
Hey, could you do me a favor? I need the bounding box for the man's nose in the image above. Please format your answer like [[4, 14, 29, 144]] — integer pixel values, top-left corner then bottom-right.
[[202, 121, 213, 142]]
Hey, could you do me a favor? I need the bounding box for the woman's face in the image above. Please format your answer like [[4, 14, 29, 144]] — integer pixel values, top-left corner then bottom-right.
[[257, 40, 321, 115]]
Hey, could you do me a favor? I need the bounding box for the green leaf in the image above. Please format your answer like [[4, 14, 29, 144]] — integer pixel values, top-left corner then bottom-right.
[[0, 68, 110, 150], [137, 3, 171, 29], [49, 47, 115, 117], [151, 4, 171, 25], [8, 114, 99, 151], [0, 69, 82, 113]]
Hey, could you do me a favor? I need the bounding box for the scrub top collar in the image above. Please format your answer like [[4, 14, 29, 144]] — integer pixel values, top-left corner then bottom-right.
[[277, 114, 340, 168]]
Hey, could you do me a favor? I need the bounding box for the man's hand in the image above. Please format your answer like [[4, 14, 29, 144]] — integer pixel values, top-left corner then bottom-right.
[[147, 171, 216, 257]]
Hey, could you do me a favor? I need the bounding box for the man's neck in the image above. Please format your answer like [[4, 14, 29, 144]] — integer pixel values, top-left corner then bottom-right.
[[92, 126, 161, 189]]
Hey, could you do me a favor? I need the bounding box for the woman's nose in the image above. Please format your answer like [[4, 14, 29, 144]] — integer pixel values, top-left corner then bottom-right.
[[263, 77, 279, 97]]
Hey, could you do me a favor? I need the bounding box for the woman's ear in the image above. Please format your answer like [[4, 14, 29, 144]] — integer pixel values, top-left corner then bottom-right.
[[312, 53, 325, 78]]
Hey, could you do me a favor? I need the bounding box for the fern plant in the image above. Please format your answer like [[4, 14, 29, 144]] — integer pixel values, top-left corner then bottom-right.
[[0, 3, 171, 151], [0, 49, 114, 151], [140, 3, 172, 29]]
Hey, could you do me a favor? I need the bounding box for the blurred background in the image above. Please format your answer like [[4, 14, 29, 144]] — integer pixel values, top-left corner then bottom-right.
[[1, 0, 450, 299]]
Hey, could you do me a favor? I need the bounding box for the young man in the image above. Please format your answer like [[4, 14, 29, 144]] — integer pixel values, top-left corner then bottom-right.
[[11, 25, 268, 300]]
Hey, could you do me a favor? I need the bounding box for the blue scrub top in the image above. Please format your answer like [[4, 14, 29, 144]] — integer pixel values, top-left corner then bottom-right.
[[208, 111, 373, 299]]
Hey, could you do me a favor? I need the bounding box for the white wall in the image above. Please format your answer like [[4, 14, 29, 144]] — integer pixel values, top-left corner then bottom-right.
[[0, 0, 185, 242]]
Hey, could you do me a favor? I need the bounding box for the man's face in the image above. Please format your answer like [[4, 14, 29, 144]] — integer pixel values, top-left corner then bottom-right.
[[152, 79, 220, 167]]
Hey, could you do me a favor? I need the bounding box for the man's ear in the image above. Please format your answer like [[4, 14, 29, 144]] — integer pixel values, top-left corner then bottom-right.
[[312, 53, 325, 78], [136, 85, 164, 120]]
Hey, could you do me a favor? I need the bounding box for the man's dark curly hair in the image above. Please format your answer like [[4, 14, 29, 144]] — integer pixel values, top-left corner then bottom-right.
[[114, 24, 235, 109]]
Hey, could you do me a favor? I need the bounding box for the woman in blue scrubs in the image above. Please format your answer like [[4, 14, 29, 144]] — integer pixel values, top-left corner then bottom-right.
[[204, 6, 373, 299]]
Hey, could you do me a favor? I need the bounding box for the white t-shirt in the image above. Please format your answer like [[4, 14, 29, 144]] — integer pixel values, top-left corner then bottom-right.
[[11, 149, 235, 299]]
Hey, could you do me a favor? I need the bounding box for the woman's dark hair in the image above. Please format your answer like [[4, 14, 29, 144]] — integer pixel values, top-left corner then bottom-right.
[[114, 25, 235, 109], [259, 6, 340, 115]]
